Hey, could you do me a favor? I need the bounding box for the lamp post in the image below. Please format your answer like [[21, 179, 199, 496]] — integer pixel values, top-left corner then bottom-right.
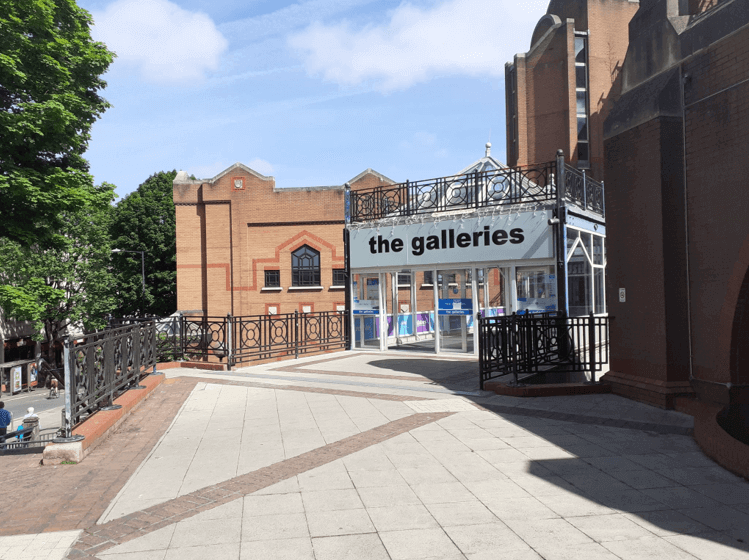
[[112, 249, 146, 316]]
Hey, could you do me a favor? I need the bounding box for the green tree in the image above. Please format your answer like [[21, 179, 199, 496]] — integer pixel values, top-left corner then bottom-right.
[[0, 0, 114, 248], [0, 183, 117, 364], [110, 171, 177, 317]]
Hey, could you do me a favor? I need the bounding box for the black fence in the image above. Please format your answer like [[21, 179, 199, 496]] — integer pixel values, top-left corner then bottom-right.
[[110, 311, 347, 367], [349, 160, 605, 223], [478, 312, 610, 389], [564, 166, 605, 217], [62, 321, 157, 437]]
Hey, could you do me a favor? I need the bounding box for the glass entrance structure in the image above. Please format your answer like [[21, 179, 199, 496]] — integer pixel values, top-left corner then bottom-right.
[[345, 148, 606, 355]]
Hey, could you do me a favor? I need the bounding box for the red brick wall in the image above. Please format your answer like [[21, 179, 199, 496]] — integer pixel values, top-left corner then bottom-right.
[[174, 167, 393, 318]]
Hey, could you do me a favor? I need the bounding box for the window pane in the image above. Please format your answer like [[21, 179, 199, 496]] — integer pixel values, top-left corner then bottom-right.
[[595, 267, 605, 314], [576, 65, 586, 89], [291, 245, 321, 286], [423, 271, 433, 284], [577, 116, 588, 141], [264, 270, 280, 287], [568, 250, 592, 316], [333, 269, 346, 285], [576, 90, 587, 114], [575, 37, 586, 64], [593, 236, 604, 265], [578, 142, 589, 162], [566, 228, 579, 259], [580, 231, 592, 262]]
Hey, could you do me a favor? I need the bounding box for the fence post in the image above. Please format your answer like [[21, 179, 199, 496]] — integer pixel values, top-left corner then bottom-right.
[[512, 312, 519, 386], [583, 169, 587, 209], [588, 311, 596, 383], [295, 310, 300, 360], [226, 314, 233, 370]]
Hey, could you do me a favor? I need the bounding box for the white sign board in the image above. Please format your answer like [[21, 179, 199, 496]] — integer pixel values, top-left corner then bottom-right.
[[349, 211, 554, 269]]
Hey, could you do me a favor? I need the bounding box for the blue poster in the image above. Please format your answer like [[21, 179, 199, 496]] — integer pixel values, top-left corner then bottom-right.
[[438, 299, 473, 315]]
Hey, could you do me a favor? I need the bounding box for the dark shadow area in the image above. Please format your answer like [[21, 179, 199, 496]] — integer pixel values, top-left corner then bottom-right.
[[368, 358, 479, 393], [457, 399, 749, 556], [718, 404, 749, 446]]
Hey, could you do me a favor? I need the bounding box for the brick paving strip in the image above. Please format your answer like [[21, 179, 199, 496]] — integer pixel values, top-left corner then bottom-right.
[[65, 411, 454, 559]]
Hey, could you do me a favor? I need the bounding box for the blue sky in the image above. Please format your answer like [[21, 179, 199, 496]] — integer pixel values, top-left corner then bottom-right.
[[78, 0, 549, 199]]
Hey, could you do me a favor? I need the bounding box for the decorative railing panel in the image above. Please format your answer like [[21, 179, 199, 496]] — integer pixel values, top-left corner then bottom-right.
[[350, 163, 557, 222], [563, 165, 605, 217], [478, 312, 610, 389], [62, 322, 157, 436]]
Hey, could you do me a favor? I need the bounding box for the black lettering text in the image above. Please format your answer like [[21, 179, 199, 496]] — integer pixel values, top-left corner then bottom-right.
[[457, 233, 471, 248], [426, 235, 440, 250], [492, 230, 508, 245], [391, 238, 403, 252], [510, 228, 524, 244], [377, 235, 390, 253], [411, 236, 424, 256], [369, 237, 377, 254]]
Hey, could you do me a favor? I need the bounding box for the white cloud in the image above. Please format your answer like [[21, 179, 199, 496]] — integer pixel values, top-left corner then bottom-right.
[[288, 0, 548, 91], [92, 0, 228, 83]]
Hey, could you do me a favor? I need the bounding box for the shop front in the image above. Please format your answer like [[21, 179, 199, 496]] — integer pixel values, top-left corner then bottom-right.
[[344, 151, 607, 356]]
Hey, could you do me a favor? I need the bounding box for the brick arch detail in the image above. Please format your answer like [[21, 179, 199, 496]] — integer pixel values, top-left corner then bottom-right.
[[717, 232, 749, 385], [242, 230, 344, 292]]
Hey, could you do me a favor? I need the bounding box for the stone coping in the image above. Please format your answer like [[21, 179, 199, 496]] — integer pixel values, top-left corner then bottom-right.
[[42, 373, 165, 465]]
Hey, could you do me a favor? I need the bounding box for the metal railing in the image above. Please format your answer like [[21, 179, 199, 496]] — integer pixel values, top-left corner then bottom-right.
[[109, 311, 347, 366], [349, 159, 605, 223], [564, 166, 605, 217], [350, 163, 556, 222], [478, 312, 610, 389], [61, 321, 157, 437]]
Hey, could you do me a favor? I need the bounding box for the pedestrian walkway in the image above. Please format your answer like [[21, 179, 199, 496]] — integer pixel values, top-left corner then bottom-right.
[[1, 351, 748, 560]]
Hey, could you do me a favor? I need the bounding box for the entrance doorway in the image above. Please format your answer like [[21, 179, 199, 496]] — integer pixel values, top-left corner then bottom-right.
[[352, 273, 382, 349], [436, 269, 474, 353]]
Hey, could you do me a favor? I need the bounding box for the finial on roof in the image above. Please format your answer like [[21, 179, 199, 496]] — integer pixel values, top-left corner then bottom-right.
[[485, 142, 492, 157]]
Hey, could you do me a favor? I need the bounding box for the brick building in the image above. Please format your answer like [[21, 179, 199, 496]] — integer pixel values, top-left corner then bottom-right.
[[602, 0, 749, 424], [505, 0, 639, 180], [172, 164, 393, 318]]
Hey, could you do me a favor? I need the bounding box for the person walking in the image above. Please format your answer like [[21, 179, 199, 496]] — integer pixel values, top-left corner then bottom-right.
[[49, 378, 59, 399], [0, 402, 12, 437]]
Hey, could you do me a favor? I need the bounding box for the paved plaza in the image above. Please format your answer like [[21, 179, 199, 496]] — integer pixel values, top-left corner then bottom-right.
[[1, 351, 748, 559]]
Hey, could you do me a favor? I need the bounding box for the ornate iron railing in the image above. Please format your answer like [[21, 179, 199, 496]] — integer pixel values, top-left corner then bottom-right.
[[478, 312, 610, 389], [349, 160, 605, 223], [563, 165, 605, 217], [62, 321, 157, 436], [108, 312, 347, 365], [350, 162, 557, 222], [232, 311, 346, 362]]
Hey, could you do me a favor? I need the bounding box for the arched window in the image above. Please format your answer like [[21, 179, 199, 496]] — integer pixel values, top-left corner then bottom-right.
[[292, 245, 320, 286]]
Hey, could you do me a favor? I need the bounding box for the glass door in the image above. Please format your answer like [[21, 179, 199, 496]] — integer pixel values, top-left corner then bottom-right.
[[516, 266, 557, 315], [352, 273, 382, 349], [436, 269, 474, 353]]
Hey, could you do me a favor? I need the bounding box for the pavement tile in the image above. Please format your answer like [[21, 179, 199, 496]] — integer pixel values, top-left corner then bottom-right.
[[622, 510, 714, 537], [241, 512, 310, 542], [602, 536, 702, 559], [443, 522, 531, 555], [240, 537, 314, 560], [532, 542, 624, 560], [425, 502, 498, 527], [98, 525, 174, 556], [664, 531, 749, 560], [357, 485, 422, 508], [482, 496, 560, 521], [610, 469, 680, 489], [566, 513, 658, 542], [169, 516, 241, 548], [301, 489, 364, 512], [368, 504, 439, 532], [410, 482, 476, 504], [243, 493, 304, 517], [689, 483, 749, 505], [306, 508, 376, 538], [311, 534, 390, 560], [163, 542, 240, 560], [379, 528, 462, 559], [502, 518, 593, 550]]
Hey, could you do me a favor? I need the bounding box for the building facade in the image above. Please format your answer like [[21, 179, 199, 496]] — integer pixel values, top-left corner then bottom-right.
[[603, 0, 749, 416], [505, 0, 639, 180], [173, 164, 393, 318]]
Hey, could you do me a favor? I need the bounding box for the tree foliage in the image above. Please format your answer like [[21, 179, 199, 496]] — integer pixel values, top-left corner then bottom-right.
[[0, 0, 114, 247], [110, 171, 177, 317], [0, 183, 117, 362]]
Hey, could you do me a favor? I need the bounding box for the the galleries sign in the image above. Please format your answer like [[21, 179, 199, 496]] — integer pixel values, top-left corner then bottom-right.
[[349, 210, 553, 268]]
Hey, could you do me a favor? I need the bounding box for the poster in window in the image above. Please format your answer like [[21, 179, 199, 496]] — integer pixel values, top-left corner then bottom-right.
[[11, 366, 22, 394], [27, 362, 38, 385]]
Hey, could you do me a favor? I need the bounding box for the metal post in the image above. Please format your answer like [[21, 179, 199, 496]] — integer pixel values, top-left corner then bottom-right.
[[601, 180, 605, 218], [226, 314, 233, 370], [294, 310, 300, 360], [588, 311, 596, 383], [583, 169, 587, 210], [54, 337, 84, 443]]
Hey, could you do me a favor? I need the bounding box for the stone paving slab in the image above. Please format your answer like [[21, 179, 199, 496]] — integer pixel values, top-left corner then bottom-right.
[[1, 352, 746, 560]]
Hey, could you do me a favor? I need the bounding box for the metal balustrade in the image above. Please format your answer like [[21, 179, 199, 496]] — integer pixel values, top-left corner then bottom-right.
[[478, 312, 610, 389]]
